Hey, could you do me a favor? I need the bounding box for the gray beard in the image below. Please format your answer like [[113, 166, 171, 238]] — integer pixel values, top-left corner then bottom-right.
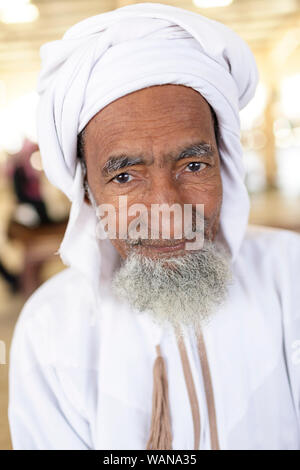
[[111, 239, 232, 335]]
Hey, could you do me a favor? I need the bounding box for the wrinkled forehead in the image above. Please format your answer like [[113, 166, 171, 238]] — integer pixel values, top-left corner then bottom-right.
[[79, 84, 219, 152]]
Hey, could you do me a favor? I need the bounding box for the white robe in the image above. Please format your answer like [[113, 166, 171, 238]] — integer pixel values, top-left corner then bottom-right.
[[8, 224, 300, 450]]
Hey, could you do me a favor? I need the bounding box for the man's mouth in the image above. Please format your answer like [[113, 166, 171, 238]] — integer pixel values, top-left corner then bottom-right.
[[127, 239, 187, 256], [141, 241, 186, 253]]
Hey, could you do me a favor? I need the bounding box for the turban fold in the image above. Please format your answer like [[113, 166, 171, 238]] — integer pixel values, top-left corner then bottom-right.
[[37, 1, 258, 287]]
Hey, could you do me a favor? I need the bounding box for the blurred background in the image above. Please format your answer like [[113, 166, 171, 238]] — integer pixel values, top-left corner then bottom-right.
[[0, 0, 300, 450]]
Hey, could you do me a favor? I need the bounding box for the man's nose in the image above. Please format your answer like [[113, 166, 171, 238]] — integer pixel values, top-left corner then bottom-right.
[[145, 174, 184, 240], [148, 173, 182, 206]]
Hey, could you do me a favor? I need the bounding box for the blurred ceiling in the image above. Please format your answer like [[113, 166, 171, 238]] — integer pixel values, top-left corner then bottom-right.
[[1, 0, 300, 75]]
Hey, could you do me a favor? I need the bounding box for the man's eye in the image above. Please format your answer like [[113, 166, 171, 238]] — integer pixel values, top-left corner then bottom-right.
[[112, 172, 132, 184], [185, 162, 208, 173]]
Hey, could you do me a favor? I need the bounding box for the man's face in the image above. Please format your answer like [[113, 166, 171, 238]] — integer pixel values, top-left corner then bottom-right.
[[83, 84, 222, 260]]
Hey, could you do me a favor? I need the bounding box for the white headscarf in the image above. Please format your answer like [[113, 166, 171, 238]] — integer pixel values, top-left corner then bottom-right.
[[37, 2, 258, 291]]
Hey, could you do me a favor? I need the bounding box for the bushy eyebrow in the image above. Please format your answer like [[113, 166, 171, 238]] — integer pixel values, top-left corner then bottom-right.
[[101, 142, 215, 177], [102, 156, 144, 177], [175, 142, 214, 162]]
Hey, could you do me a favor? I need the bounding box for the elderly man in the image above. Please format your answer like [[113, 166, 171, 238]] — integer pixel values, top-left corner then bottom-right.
[[8, 3, 300, 450]]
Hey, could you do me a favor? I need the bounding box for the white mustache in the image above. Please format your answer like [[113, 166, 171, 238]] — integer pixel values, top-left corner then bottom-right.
[[126, 208, 208, 250]]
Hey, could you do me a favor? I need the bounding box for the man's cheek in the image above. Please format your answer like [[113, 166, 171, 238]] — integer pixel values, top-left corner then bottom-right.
[[206, 206, 222, 241], [182, 187, 221, 215]]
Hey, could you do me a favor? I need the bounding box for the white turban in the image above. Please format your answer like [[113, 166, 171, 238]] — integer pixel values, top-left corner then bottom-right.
[[37, 2, 258, 290]]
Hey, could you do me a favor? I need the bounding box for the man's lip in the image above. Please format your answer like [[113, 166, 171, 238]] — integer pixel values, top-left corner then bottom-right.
[[135, 241, 186, 253]]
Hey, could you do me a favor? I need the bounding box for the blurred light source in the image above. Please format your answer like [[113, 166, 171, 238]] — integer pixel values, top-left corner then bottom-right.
[[240, 83, 267, 131], [14, 203, 40, 227], [281, 74, 300, 120], [193, 0, 233, 7], [0, 91, 38, 153], [0, 80, 5, 107], [30, 151, 43, 172], [293, 127, 300, 145], [0, 0, 39, 24], [277, 148, 300, 196]]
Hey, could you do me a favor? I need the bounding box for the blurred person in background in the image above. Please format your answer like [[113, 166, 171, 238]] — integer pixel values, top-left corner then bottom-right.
[[9, 139, 51, 226], [0, 161, 23, 292], [7, 3, 300, 451], [0, 139, 70, 298]]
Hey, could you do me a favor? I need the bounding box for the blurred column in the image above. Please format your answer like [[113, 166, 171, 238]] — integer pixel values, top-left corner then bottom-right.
[[261, 29, 300, 190], [263, 85, 278, 189]]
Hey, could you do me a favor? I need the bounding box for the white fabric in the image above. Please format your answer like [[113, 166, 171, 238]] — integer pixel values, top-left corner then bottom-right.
[[8, 2, 300, 450], [8, 226, 300, 449]]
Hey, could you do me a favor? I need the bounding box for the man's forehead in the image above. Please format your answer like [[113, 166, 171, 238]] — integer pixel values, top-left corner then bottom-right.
[[88, 111, 216, 154], [81, 85, 218, 162], [87, 84, 212, 129], [95, 126, 217, 163], [103, 133, 215, 156], [104, 83, 205, 107]]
